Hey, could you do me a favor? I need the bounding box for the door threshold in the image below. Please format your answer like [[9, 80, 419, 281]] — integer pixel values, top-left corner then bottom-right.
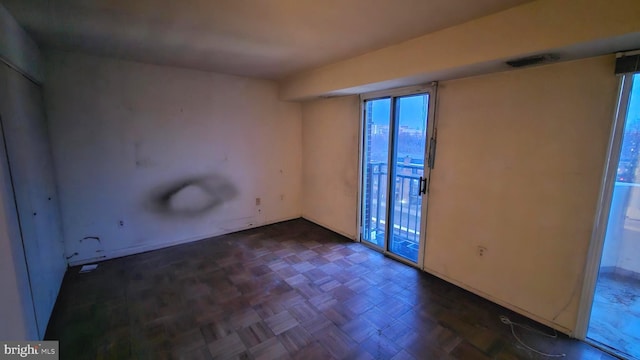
[[358, 240, 420, 270], [383, 251, 419, 269], [584, 337, 637, 360]]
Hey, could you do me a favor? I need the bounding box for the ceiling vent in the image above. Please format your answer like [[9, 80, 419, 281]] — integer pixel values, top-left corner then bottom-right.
[[506, 54, 559, 68]]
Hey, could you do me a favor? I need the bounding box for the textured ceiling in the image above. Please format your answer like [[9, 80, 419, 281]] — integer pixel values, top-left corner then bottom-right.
[[1, 0, 533, 79]]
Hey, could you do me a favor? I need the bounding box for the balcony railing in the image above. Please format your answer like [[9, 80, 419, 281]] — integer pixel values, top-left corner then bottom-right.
[[362, 161, 423, 259]]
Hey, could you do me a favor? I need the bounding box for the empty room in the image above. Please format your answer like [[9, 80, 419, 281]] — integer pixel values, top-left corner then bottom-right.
[[1, 0, 640, 359]]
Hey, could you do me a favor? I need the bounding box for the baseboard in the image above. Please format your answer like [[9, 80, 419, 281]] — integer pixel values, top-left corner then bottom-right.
[[65, 214, 574, 338], [67, 215, 302, 266], [423, 265, 574, 336], [301, 215, 357, 241]]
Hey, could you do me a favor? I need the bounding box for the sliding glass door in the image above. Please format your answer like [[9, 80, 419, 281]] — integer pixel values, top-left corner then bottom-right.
[[586, 73, 640, 359], [360, 86, 436, 265]]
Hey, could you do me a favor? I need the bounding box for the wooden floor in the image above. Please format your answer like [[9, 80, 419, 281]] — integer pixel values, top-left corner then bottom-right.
[[46, 219, 616, 359]]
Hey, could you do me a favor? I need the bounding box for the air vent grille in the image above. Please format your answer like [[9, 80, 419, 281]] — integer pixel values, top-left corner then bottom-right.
[[506, 54, 559, 68]]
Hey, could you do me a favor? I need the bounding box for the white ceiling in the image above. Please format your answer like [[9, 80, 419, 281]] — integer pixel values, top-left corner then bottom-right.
[[1, 0, 533, 79]]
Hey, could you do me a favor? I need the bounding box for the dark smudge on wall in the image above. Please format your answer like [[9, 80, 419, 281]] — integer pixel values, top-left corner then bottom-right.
[[146, 174, 238, 217]]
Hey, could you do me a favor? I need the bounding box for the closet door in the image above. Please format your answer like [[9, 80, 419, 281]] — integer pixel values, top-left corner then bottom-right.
[[0, 62, 66, 338]]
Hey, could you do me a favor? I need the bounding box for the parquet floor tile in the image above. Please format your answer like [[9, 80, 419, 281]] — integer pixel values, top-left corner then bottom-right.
[[46, 219, 617, 359]]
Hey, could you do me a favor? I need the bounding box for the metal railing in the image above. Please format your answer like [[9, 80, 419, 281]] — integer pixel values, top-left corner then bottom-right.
[[362, 162, 423, 251]]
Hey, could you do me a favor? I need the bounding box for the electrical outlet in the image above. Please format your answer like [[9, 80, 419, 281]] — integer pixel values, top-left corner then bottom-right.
[[255, 197, 261, 206], [477, 246, 487, 257]]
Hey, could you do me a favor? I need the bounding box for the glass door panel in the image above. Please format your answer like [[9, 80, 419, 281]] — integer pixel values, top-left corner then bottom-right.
[[360, 87, 435, 266], [587, 73, 640, 359], [361, 98, 391, 248], [388, 94, 429, 262]]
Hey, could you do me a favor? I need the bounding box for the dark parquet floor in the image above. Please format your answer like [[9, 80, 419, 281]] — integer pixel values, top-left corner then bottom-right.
[[45, 219, 617, 360]]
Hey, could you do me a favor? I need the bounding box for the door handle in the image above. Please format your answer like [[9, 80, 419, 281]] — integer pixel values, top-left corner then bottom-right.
[[419, 176, 427, 195]]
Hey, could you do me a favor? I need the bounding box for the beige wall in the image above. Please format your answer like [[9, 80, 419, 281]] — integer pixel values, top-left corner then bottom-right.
[[425, 56, 617, 333], [301, 56, 618, 334], [280, 0, 640, 100], [45, 51, 302, 265], [301, 96, 360, 238]]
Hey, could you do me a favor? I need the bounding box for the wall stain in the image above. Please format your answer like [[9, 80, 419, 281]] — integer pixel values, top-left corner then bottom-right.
[[134, 141, 157, 168], [146, 174, 237, 217]]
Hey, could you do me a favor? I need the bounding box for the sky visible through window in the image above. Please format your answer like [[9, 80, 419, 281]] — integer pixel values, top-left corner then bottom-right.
[[370, 95, 426, 129], [367, 95, 428, 163]]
